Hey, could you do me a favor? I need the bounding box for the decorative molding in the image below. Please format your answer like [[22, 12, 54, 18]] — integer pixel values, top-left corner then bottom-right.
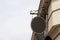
[[48, 24, 60, 40]]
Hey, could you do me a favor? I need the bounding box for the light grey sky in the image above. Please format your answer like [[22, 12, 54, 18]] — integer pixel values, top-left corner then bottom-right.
[[0, 0, 40, 40]]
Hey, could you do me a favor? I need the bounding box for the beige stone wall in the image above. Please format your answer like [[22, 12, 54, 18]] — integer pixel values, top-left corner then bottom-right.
[[55, 35, 60, 40], [48, 0, 60, 40], [48, 0, 60, 31]]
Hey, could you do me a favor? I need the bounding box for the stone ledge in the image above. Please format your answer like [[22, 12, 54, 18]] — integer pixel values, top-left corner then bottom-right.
[[48, 24, 60, 40]]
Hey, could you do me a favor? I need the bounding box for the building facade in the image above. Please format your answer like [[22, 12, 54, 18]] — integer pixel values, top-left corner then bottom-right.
[[48, 0, 60, 40], [31, 0, 60, 40]]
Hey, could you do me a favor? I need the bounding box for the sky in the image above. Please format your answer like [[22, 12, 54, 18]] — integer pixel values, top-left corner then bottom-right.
[[0, 0, 40, 40]]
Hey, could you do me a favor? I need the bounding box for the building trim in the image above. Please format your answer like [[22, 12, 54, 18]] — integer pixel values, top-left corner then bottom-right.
[[48, 24, 60, 40], [38, 0, 51, 15]]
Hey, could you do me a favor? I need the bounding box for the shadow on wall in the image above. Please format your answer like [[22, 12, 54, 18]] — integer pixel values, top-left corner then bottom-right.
[[52, 0, 58, 2], [45, 36, 52, 40]]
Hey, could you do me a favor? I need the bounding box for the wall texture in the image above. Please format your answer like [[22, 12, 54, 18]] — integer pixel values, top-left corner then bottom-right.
[[48, 0, 60, 31]]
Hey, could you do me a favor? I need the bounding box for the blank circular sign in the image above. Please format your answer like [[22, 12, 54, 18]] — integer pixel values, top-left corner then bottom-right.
[[31, 16, 46, 33]]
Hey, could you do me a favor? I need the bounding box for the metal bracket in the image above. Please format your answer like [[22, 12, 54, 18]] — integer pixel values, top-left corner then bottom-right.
[[30, 10, 38, 15]]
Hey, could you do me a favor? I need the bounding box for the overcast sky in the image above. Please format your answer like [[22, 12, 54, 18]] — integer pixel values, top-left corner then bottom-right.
[[0, 0, 40, 40]]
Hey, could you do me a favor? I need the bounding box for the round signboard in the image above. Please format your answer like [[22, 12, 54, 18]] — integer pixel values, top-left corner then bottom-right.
[[31, 16, 46, 33]]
